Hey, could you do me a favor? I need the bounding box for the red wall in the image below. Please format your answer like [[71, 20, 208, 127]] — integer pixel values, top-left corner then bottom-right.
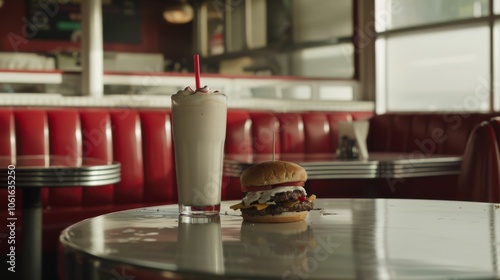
[[0, 0, 163, 53]]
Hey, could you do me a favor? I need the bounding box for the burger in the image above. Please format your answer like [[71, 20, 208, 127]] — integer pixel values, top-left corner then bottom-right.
[[230, 160, 316, 223]]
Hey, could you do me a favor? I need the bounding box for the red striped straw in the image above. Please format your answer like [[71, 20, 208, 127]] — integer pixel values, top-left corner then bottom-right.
[[194, 54, 200, 90]]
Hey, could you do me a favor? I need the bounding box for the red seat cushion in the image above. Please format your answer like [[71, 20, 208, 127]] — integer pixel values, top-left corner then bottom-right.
[[249, 111, 280, 154], [389, 114, 412, 152], [110, 110, 145, 204], [368, 114, 393, 152], [139, 110, 176, 203], [14, 109, 49, 155], [80, 110, 115, 206], [46, 110, 83, 207], [277, 113, 305, 153], [0, 108, 15, 157], [406, 114, 432, 152], [0, 109, 15, 207], [225, 110, 252, 154], [302, 112, 332, 153], [14, 109, 48, 204], [423, 115, 449, 155], [0, 109, 16, 254]]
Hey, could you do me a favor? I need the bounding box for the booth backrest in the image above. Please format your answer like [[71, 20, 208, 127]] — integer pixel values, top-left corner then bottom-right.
[[5, 108, 500, 208], [368, 112, 500, 155], [4, 108, 500, 206], [7, 107, 500, 280], [363, 112, 500, 201], [3, 108, 498, 208], [225, 110, 373, 155]]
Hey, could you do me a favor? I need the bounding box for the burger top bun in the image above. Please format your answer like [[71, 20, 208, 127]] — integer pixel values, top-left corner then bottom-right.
[[240, 160, 307, 187]]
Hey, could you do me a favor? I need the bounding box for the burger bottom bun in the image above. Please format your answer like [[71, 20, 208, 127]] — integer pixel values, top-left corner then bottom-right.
[[242, 211, 308, 223]]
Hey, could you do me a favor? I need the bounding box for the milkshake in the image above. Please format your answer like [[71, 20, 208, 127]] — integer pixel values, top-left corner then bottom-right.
[[171, 86, 227, 215]]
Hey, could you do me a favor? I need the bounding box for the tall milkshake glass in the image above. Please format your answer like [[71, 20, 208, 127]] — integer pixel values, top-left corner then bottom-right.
[[171, 86, 227, 215]]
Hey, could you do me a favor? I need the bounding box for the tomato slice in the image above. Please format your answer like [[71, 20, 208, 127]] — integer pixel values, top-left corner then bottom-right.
[[241, 181, 305, 192]]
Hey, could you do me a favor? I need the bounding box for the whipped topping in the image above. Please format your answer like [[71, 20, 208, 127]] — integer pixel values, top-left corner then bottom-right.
[[243, 186, 307, 206], [172, 86, 226, 106], [174, 86, 223, 96]]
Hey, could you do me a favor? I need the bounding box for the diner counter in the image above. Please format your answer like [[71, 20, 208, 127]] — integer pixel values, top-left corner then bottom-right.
[[60, 199, 500, 280]]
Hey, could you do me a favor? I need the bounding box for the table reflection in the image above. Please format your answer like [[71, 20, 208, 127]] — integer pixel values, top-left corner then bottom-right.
[[177, 215, 224, 274], [237, 221, 315, 279]]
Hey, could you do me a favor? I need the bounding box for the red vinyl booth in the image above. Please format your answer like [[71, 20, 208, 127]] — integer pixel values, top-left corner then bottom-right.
[[365, 112, 500, 200]]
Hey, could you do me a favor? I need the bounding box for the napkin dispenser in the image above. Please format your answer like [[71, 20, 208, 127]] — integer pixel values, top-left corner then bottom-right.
[[336, 120, 369, 159]]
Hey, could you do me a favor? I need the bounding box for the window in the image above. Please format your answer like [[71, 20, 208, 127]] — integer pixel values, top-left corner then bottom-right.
[[376, 0, 488, 32], [376, 0, 497, 112]]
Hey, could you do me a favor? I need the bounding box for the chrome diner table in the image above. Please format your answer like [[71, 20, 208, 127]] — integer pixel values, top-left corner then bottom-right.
[[224, 152, 463, 179], [60, 199, 500, 280], [0, 155, 121, 280]]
